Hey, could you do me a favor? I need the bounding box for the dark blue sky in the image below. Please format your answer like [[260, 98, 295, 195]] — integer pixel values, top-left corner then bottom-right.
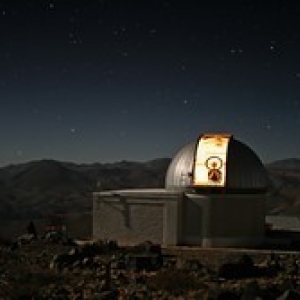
[[1, 0, 300, 166]]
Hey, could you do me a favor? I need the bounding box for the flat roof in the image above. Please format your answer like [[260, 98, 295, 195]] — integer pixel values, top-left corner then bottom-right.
[[266, 215, 300, 231], [94, 188, 183, 199]]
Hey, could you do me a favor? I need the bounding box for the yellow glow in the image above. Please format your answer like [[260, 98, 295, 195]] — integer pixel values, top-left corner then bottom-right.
[[193, 134, 231, 187]]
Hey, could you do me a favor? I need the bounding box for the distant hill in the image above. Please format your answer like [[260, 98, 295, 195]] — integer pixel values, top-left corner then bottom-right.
[[0, 157, 300, 221], [265, 159, 300, 215], [0, 158, 171, 220], [266, 158, 300, 171]]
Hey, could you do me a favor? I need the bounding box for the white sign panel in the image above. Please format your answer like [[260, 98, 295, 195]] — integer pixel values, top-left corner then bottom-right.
[[193, 134, 231, 187]]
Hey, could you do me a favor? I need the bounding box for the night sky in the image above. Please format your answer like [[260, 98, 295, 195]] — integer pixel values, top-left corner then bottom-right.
[[1, 0, 300, 166]]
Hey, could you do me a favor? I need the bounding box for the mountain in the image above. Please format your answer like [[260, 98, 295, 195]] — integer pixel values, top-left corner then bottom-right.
[[265, 159, 300, 215], [266, 158, 300, 171], [0, 158, 171, 220], [0, 157, 300, 221]]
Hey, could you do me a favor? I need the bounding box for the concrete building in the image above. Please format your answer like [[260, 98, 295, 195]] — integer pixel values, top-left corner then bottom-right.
[[93, 134, 269, 247]]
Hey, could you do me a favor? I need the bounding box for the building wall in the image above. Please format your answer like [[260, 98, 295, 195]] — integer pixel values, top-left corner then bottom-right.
[[93, 190, 181, 245], [178, 195, 208, 245], [189, 194, 266, 247], [164, 196, 180, 245], [93, 189, 266, 248]]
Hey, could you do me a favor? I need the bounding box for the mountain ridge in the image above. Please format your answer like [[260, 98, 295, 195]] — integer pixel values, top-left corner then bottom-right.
[[0, 157, 299, 219], [0, 158, 171, 219]]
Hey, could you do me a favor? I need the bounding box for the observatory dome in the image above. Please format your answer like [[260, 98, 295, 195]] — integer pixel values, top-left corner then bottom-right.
[[165, 134, 268, 192]]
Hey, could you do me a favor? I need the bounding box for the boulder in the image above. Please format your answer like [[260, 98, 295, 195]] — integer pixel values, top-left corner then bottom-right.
[[241, 281, 261, 300], [218, 254, 257, 280], [277, 289, 300, 300], [17, 233, 35, 244]]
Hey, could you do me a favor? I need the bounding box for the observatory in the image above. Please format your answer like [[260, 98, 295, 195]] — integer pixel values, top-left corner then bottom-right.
[[93, 134, 269, 247]]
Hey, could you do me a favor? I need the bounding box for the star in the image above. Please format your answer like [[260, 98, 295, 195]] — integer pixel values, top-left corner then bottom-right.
[[120, 26, 127, 33], [148, 29, 157, 35], [265, 122, 272, 130], [16, 150, 23, 157], [230, 48, 243, 54], [33, 108, 40, 115], [119, 131, 126, 138], [61, 67, 68, 74], [56, 115, 63, 122]]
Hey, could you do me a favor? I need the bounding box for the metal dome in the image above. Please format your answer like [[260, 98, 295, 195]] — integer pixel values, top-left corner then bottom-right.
[[165, 134, 269, 192]]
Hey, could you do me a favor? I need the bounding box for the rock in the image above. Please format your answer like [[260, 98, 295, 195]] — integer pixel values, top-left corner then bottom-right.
[[50, 253, 78, 270], [9, 241, 20, 251], [43, 231, 61, 243], [111, 254, 126, 270], [82, 257, 93, 267], [162, 255, 177, 268], [17, 234, 35, 244], [285, 259, 299, 276], [218, 254, 257, 280], [72, 260, 82, 269], [125, 253, 162, 272], [91, 239, 119, 254], [267, 253, 282, 270], [217, 290, 240, 300], [132, 241, 161, 255], [277, 289, 300, 300], [68, 247, 79, 256], [182, 259, 203, 272], [241, 281, 261, 300], [98, 289, 118, 299]]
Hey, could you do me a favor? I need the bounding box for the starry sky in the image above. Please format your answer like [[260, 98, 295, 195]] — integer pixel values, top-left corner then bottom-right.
[[1, 0, 300, 166]]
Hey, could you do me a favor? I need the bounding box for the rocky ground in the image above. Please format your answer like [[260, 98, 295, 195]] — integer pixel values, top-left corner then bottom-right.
[[1, 236, 300, 299]]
